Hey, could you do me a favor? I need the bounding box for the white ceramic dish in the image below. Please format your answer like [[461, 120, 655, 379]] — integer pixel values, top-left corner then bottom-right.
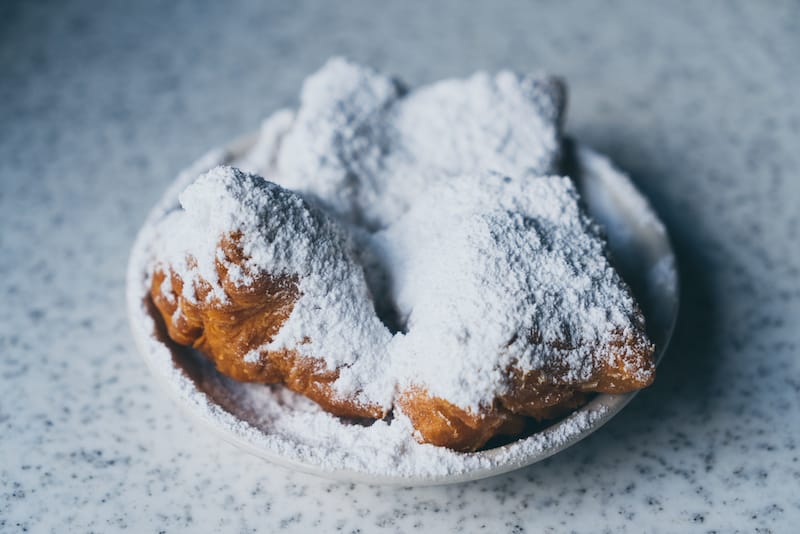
[[126, 134, 678, 486]]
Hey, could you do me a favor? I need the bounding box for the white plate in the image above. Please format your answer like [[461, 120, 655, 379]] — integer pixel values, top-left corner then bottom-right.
[[126, 135, 678, 486]]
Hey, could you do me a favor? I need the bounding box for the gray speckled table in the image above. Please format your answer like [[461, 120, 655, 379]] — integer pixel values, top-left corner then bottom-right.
[[2, 1, 799, 532]]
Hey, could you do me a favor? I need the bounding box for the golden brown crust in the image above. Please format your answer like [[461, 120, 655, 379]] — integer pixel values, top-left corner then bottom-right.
[[401, 331, 654, 452], [498, 331, 654, 412], [150, 236, 386, 419], [588, 332, 656, 393], [396, 387, 526, 452]]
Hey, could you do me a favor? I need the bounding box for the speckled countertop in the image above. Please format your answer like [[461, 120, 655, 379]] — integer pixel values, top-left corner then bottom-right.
[[2, 1, 799, 532]]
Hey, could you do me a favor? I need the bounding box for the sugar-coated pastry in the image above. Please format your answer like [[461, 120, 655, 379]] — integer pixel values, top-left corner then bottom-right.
[[149, 166, 394, 419], [380, 172, 654, 450]]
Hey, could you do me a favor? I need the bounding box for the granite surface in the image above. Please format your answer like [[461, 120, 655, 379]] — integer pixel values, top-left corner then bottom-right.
[[2, 1, 799, 532]]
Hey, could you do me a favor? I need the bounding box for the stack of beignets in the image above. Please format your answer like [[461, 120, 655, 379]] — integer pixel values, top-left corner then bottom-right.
[[241, 57, 566, 230], [148, 58, 655, 452]]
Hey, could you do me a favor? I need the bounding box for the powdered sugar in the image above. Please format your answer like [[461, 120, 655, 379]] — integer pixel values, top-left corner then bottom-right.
[[203, 372, 609, 477], [127, 59, 675, 482], [274, 58, 403, 227], [380, 71, 564, 226]]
